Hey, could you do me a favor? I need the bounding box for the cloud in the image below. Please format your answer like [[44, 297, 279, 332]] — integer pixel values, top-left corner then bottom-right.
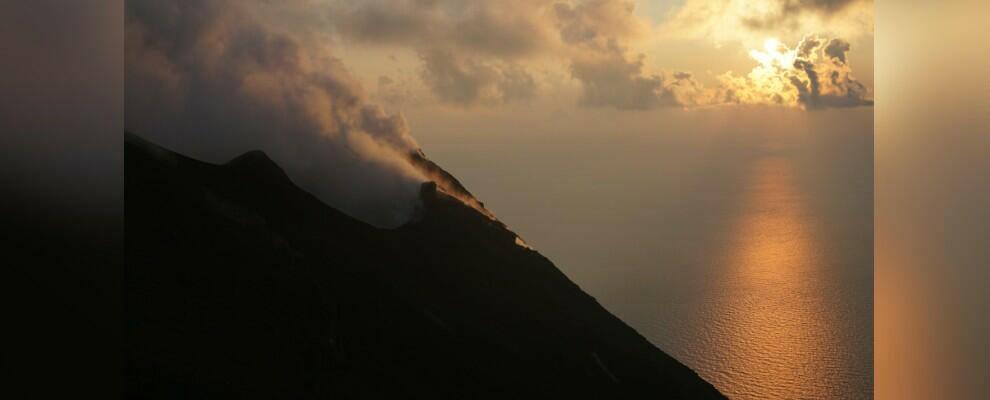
[[551, 1, 871, 112], [551, 0, 703, 110], [326, 0, 662, 108], [798, 36, 823, 58], [568, 43, 695, 110], [742, 0, 865, 31], [327, 0, 554, 105], [662, 0, 873, 46], [326, 0, 872, 112], [126, 0, 428, 227], [824, 38, 851, 64], [553, 0, 648, 46], [330, 0, 551, 59], [790, 37, 872, 109], [714, 35, 872, 110], [418, 49, 536, 106]]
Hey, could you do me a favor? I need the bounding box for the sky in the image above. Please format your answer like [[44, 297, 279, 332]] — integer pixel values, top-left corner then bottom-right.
[[320, 0, 875, 112], [124, 0, 875, 228]]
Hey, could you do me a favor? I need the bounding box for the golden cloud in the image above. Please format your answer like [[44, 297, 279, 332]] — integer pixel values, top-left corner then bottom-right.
[[661, 0, 874, 47]]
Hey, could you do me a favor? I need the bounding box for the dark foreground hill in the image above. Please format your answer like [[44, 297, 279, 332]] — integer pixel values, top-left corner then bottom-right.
[[124, 132, 724, 399]]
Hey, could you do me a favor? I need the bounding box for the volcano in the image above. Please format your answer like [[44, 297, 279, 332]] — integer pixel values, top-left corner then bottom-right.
[[124, 132, 724, 399]]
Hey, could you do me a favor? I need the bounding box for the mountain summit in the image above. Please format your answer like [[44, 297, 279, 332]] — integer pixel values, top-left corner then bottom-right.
[[406, 148, 497, 221], [125, 132, 725, 399]]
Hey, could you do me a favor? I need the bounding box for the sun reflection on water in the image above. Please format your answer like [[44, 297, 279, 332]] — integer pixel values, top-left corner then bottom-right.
[[694, 155, 849, 400]]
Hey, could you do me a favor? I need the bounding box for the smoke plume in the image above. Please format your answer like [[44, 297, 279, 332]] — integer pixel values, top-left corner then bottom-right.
[[126, 0, 428, 227]]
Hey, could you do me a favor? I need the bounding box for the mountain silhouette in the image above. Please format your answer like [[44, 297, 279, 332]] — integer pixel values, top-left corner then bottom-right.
[[125, 132, 725, 399]]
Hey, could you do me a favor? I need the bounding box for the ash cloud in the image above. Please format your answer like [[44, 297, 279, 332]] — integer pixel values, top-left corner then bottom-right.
[[126, 0, 428, 227]]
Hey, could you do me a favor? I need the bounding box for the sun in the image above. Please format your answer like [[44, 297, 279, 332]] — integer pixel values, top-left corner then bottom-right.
[[764, 38, 781, 52], [748, 38, 796, 69]]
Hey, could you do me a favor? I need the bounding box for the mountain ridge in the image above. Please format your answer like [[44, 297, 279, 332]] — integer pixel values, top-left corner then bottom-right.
[[125, 131, 725, 399]]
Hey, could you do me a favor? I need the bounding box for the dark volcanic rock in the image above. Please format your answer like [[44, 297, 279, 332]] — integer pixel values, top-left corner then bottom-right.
[[125, 132, 725, 399]]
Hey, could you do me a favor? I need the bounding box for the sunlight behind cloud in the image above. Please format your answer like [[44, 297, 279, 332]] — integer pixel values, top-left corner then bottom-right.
[[660, 0, 874, 47], [714, 35, 872, 109], [749, 38, 796, 68]]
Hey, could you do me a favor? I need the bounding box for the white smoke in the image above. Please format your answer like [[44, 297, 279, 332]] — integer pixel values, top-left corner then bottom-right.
[[126, 0, 428, 227]]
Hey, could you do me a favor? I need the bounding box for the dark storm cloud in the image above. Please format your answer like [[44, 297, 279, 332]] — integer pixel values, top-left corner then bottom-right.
[[126, 0, 428, 227]]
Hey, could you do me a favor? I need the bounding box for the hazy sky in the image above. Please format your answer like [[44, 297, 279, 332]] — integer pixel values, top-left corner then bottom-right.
[[125, 0, 873, 227], [317, 0, 875, 112]]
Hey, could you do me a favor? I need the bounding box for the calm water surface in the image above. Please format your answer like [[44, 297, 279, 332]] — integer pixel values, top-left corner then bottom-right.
[[414, 108, 873, 399], [671, 156, 871, 399]]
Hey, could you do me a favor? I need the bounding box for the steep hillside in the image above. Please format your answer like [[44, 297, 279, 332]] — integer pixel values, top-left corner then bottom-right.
[[125, 132, 724, 399]]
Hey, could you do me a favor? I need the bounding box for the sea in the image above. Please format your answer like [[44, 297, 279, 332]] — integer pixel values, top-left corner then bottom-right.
[[414, 106, 873, 399]]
